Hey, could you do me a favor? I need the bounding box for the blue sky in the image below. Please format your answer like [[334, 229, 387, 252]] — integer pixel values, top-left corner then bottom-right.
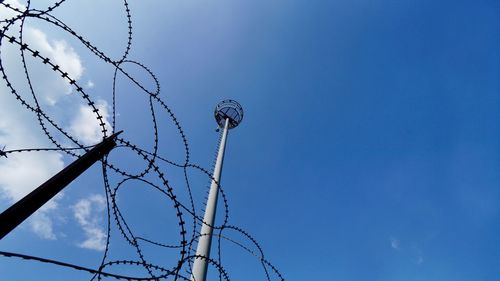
[[1, 0, 500, 280]]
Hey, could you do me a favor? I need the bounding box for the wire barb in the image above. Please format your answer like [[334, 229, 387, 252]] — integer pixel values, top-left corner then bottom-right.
[[0, 145, 7, 158]]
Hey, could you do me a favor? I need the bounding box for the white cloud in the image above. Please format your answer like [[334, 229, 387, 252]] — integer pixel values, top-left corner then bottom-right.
[[0, 97, 65, 239], [0, 0, 112, 242], [86, 80, 95, 89], [0, 0, 25, 20], [390, 237, 400, 250], [68, 99, 112, 145], [25, 27, 84, 104], [31, 212, 57, 240], [0, 0, 94, 239], [27, 28, 84, 79], [0, 147, 64, 202], [73, 194, 107, 251]]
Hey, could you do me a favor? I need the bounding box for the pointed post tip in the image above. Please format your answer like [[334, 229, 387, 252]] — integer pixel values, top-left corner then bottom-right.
[[109, 130, 123, 139]]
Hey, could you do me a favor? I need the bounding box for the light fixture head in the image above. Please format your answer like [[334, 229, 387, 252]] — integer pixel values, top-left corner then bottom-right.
[[214, 99, 243, 129]]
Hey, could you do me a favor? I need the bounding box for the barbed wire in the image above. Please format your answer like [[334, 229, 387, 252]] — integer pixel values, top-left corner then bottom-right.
[[0, 0, 284, 280]]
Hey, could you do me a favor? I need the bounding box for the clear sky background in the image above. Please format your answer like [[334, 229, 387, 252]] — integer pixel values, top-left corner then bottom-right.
[[0, 0, 499, 280]]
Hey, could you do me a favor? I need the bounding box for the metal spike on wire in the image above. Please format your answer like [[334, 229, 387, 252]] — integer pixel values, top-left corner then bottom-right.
[[0, 145, 7, 158]]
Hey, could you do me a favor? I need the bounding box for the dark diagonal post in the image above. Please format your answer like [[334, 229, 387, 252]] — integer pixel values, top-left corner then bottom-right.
[[0, 131, 122, 240]]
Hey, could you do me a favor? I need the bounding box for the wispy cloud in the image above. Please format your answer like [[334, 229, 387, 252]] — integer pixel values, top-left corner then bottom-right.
[[31, 212, 57, 240], [68, 99, 112, 145], [0, 2, 82, 238], [0, 0, 25, 20], [389, 235, 426, 265], [390, 236, 400, 250], [29, 28, 84, 79], [86, 80, 95, 89], [0, 0, 111, 240], [73, 194, 107, 251], [0, 87, 65, 239]]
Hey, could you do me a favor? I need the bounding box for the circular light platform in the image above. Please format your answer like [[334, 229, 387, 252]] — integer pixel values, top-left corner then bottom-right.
[[214, 99, 243, 129]]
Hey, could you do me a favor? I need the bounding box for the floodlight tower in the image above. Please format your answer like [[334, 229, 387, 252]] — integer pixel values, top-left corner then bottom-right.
[[191, 100, 244, 281]]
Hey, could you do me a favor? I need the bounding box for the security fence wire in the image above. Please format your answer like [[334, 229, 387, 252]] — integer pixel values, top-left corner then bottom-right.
[[0, 1, 284, 280]]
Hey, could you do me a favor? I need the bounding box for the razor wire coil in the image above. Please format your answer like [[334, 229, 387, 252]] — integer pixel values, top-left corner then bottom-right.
[[0, 1, 284, 280]]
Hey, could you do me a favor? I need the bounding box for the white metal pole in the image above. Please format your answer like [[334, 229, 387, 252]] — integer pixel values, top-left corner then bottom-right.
[[191, 118, 230, 281]]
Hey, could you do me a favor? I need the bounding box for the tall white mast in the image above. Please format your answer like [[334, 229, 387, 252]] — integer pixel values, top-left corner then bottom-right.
[[191, 100, 244, 281]]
